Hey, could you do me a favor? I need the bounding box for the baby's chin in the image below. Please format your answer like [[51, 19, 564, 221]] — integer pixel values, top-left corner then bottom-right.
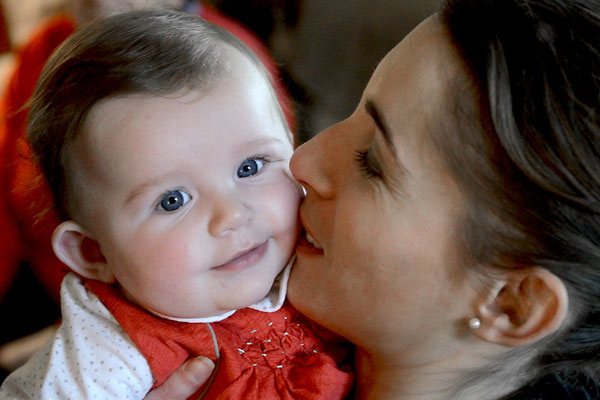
[[130, 259, 288, 320], [228, 282, 274, 309]]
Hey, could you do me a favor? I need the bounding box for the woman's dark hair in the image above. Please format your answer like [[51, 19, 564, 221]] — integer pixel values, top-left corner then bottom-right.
[[438, 0, 600, 395], [27, 9, 273, 220]]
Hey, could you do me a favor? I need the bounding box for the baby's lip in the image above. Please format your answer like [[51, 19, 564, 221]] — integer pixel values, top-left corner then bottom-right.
[[213, 241, 269, 270]]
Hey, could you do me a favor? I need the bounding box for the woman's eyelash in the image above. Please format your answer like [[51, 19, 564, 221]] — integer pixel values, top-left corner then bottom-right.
[[354, 150, 381, 179]]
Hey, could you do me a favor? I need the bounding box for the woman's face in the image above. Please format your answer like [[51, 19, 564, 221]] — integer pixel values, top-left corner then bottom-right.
[[288, 16, 479, 359]]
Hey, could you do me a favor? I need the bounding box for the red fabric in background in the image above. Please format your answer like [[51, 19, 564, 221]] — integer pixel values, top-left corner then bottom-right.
[[0, 5, 295, 304], [0, 15, 74, 303], [0, 5, 10, 54]]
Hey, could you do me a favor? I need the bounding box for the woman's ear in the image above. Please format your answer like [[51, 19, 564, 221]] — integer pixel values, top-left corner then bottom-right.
[[52, 221, 115, 283], [472, 267, 568, 347]]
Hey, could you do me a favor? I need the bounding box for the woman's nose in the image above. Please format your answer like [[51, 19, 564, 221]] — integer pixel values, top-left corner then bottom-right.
[[208, 195, 254, 237], [290, 128, 337, 199]]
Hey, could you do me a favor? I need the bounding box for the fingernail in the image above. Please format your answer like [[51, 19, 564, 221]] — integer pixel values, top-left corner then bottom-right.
[[185, 356, 215, 379]]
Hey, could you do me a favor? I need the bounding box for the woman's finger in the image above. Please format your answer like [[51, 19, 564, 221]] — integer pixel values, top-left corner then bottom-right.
[[144, 356, 215, 400]]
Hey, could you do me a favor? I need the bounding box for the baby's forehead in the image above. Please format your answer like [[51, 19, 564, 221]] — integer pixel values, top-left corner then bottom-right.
[[66, 44, 290, 180], [84, 87, 288, 143], [70, 74, 290, 173]]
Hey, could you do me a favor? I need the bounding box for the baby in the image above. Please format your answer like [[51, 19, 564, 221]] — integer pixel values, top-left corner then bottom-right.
[[0, 10, 352, 399]]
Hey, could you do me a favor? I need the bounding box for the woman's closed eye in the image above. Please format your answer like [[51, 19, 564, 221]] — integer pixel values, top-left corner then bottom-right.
[[354, 148, 383, 179], [237, 155, 271, 178], [157, 189, 191, 212]]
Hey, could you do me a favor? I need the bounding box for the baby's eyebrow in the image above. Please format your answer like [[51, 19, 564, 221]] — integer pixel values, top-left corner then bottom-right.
[[243, 137, 287, 148], [126, 183, 158, 206], [125, 172, 178, 206], [124, 138, 287, 206]]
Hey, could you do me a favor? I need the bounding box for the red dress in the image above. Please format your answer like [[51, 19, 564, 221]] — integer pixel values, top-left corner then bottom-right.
[[87, 280, 354, 400], [0, 4, 295, 303]]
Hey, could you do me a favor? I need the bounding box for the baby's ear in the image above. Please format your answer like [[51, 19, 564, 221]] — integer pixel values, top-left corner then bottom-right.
[[52, 221, 115, 283], [472, 267, 568, 347]]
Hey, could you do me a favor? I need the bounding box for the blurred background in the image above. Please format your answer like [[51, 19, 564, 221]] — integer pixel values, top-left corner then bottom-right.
[[0, 0, 440, 138], [0, 0, 439, 382]]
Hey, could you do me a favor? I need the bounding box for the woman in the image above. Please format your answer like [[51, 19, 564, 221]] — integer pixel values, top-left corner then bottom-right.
[[156, 0, 600, 397]]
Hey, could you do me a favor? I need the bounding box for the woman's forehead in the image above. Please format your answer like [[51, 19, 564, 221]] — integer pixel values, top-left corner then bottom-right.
[[363, 15, 474, 144], [367, 15, 468, 103]]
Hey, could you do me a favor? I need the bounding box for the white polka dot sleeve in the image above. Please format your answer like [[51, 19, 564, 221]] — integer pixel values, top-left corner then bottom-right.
[[0, 273, 154, 400]]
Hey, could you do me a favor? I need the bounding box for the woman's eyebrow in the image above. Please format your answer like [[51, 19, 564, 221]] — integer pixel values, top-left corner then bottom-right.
[[365, 99, 400, 165]]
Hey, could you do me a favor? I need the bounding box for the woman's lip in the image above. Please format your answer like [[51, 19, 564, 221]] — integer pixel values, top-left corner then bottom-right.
[[298, 210, 324, 255], [212, 241, 269, 272], [296, 232, 324, 256]]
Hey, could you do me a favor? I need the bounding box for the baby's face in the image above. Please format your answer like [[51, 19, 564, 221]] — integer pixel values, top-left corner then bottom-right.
[[68, 59, 301, 318]]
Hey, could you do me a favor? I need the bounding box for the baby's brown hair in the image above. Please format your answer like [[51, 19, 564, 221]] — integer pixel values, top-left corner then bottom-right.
[[27, 9, 279, 220]]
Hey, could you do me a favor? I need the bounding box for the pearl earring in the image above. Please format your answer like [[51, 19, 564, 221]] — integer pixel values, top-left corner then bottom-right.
[[468, 317, 481, 330]]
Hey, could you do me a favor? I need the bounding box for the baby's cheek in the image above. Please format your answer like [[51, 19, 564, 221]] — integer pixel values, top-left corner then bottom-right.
[[136, 236, 198, 278], [263, 179, 302, 246], [279, 182, 302, 228], [124, 242, 205, 307]]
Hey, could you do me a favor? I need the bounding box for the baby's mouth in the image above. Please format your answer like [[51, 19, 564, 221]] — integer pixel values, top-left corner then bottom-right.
[[212, 241, 269, 272]]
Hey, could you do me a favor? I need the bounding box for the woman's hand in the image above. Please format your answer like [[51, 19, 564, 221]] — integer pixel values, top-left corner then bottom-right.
[[144, 356, 215, 400]]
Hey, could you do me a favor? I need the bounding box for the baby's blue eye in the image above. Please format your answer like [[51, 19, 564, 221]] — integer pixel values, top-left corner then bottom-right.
[[159, 190, 191, 211], [237, 159, 265, 178]]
